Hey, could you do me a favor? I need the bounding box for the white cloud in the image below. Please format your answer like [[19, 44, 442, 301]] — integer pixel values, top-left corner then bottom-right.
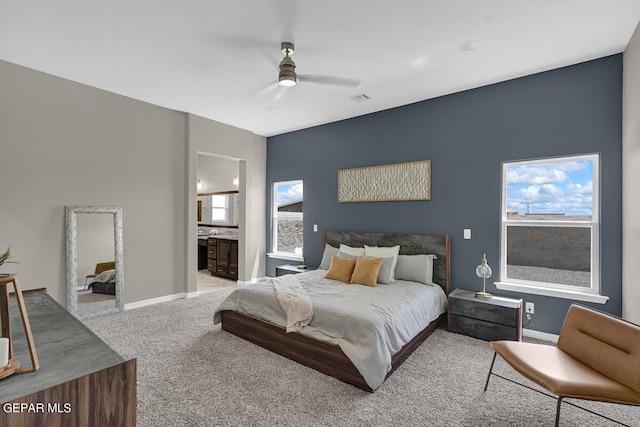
[[506, 160, 593, 215], [567, 180, 593, 195], [278, 182, 303, 205], [506, 161, 590, 186], [517, 183, 564, 201]]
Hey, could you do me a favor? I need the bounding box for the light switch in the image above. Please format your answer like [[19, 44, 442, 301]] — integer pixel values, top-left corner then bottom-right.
[[464, 229, 472, 239], [313, 224, 318, 232]]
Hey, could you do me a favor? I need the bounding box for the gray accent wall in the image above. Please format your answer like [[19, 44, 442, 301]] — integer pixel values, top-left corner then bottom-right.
[[266, 55, 623, 335]]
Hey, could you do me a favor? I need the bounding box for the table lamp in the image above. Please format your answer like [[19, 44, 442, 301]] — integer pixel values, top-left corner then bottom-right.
[[475, 253, 493, 300]]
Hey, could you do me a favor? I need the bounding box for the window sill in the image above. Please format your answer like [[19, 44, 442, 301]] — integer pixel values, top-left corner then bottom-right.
[[495, 282, 609, 304], [267, 252, 304, 262]]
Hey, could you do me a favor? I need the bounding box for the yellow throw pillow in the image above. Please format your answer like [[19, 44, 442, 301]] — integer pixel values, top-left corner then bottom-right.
[[350, 257, 383, 287], [324, 256, 356, 283]]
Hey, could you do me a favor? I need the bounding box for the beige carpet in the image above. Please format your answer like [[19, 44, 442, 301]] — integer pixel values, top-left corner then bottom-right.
[[83, 289, 638, 427]]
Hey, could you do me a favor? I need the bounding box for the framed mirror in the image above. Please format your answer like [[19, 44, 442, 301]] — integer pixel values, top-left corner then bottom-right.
[[65, 205, 124, 319]]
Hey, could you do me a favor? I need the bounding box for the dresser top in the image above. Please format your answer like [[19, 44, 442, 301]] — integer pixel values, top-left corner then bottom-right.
[[0, 291, 125, 403], [450, 288, 522, 309]]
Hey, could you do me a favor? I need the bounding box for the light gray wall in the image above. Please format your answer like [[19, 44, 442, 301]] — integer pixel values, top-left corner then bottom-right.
[[0, 60, 187, 305], [623, 22, 640, 324], [0, 59, 266, 308], [187, 114, 266, 288]]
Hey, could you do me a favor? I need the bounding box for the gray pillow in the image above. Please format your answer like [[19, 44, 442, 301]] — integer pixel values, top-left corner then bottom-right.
[[336, 251, 357, 259], [318, 244, 339, 270], [395, 254, 438, 285], [366, 256, 394, 284]]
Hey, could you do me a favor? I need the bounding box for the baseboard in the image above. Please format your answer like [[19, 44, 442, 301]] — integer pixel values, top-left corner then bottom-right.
[[124, 292, 190, 310], [523, 328, 559, 343], [237, 276, 267, 286]]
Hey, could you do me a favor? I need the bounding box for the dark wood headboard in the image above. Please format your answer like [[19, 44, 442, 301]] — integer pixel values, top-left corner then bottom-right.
[[322, 231, 451, 295]]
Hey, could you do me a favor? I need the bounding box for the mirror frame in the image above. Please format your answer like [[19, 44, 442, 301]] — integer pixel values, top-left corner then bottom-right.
[[65, 205, 124, 319]]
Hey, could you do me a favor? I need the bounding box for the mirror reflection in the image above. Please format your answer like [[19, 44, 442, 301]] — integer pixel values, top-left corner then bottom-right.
[[197, 192, 239, 226], [76, 214, 117, 317], [65, 206, 124, 319], [197, 153, 240, 228]]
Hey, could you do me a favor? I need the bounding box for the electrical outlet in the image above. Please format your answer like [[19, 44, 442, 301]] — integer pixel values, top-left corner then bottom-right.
[[525, 302, 534, 314]]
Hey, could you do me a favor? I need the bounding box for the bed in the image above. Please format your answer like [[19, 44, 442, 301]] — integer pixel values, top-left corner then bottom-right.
[[214, 230, 451, 391], [87, 269, 116, 295]]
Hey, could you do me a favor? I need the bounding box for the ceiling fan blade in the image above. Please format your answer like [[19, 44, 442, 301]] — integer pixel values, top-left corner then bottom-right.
[[250, 81, 288, 101], [297, 74, 361, 88], [273, 85, 287, 101], [250, 81, 278, 97]]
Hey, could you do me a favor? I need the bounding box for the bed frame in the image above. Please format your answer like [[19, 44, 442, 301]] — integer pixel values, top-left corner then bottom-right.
[[221, 231, 451, 392]]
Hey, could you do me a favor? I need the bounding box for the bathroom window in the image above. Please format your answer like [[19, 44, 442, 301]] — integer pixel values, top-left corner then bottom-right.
[[210, 195, 228, 222], [271, 180, 303, 259]]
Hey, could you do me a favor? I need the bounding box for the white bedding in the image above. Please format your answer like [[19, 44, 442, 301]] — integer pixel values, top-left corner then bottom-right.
[[213, 269, 447, 390], [88, 269, 116, 285]]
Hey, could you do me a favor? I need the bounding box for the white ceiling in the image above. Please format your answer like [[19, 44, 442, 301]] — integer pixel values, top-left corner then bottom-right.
[[1, 1, 639, 137]]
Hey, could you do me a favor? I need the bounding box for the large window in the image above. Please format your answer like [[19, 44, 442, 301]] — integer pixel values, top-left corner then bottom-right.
[[271, 180, 303, 259], [496, 154, 607, 303]]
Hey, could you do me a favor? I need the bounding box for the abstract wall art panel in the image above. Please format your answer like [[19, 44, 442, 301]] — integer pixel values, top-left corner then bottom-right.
[[338, 160, 431, 202]]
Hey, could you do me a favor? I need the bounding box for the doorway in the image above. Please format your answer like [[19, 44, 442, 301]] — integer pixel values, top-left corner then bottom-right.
[[196, 153, 241, 293]]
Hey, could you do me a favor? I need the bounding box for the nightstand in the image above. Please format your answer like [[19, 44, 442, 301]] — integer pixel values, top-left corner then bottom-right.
[[448, 288, 523, 341], [275, 264, 314, 276]]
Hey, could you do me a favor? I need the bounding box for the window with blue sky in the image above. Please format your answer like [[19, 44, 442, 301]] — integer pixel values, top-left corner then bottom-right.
[[498, 154, 603, 302], [505, 158, 593, 219], [277, 182, 303, 206], [272, 180, 304, 258]]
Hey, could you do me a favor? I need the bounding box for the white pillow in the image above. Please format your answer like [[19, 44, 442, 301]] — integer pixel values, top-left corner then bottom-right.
[[395, 254, 438, 285], [318, 244, 339, 270], [364, 245, 400, 281], [339, 244, 365, 257]]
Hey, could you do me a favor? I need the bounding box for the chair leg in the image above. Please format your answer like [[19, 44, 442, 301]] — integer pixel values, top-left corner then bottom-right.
[[484, 352, 498, 392], [555, 396, 563, 426]]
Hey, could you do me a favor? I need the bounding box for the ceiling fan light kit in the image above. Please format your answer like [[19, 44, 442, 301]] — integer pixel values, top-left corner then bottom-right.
[[274, 41, 360, 89], [279, 42, 297, 87]]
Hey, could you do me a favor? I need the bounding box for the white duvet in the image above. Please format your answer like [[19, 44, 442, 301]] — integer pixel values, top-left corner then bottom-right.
[[213, 269, 447, 390]]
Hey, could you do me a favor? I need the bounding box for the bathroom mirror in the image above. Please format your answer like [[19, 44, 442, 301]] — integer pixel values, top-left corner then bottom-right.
[[197, 191, 239, 227], [66, 205, 124, 319]]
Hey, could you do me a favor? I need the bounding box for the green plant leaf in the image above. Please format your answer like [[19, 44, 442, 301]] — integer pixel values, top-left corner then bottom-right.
[[0, 246, 19, 266]]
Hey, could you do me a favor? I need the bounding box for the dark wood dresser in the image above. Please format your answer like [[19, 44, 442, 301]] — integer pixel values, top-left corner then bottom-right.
[[0, 290, 136, 426], [448, 288, 523, 341]]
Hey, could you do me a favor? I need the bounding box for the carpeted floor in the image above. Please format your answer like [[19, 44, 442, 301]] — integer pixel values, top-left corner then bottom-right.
[[83, 289, 638, 427]]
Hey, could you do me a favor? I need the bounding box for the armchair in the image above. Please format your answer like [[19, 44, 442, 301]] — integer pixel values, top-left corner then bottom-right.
[[484, 304, 640, 426]]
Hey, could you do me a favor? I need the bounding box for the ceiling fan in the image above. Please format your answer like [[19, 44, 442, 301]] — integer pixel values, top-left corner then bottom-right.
[[276, 41, 361, 89]]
